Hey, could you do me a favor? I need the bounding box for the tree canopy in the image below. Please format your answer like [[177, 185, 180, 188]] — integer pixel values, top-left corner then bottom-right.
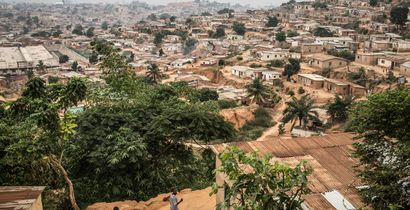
[[348, 89, 410, 209], [211, 147, 312, 209]]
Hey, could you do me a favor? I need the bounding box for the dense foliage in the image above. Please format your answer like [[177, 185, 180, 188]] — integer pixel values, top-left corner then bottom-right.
[[0, 41, 237, 209], [211, 147, 312, 209], [348, 89, 410, 209]]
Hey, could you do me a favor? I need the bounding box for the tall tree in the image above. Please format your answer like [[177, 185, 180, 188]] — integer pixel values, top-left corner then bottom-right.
[[348, 89, 410, 209], [232, 22, 246, 36], [369, 0, 378, 7], [146, 63, 162, 84], [265, 16, 279, 27], [275, 31, 286, 42], [327, 95, 353, 122], [211, 147, 312, 209], [282, 95, 320, 130], [245, 78, 270, 105], [390, 6, 409, 30], [3, 77, 87, 210], [36, 60, 46, 72]]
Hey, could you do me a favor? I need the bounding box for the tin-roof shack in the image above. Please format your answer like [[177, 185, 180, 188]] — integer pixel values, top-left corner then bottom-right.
[[0, 186, 45, 210]]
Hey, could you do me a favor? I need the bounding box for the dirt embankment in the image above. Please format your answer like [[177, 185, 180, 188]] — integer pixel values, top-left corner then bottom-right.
[[86, 187, 215, 210], [219, 105, 256, 130]]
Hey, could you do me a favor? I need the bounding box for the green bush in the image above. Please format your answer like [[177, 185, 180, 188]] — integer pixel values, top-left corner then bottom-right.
[[237, 107, 275, 140], [297, 87, 305, 94], [218, 99, 238, 109], [287, 90, 295, 96], [250, 63, 262, 68]]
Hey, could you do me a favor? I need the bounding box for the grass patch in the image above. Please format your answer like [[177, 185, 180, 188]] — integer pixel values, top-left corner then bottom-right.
[[237, 107, 276, 141]]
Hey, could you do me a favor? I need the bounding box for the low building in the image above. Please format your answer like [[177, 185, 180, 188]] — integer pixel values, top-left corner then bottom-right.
[[323, 78, 366, 97], [0, 45, 59, 75], [400, 61, 410, 77], [257, 49, 289, 61], [262, 71, 281, 81], [300, 43, 323, 55], [200, 58, 218, 66], [355, 52, 385, 65], [210, 133, 366, 210], [297, 74, 325, 89], [231, 66, 266, 79], [227, 34, 244, 41], [0, 186, 45, 210], [307, 54, 349, 69], [377, 55, 407, 70], [323, 78, 349, 95], [393, 40, 410, 52]]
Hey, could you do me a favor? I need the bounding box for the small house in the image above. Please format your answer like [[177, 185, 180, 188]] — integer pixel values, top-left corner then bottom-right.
[[400, 61, 410, 77], [257, 49, 289, 61], [377, 55, 407, 70], [262, 71, 281, 81], [306, 54, 349, 69], [297, 74, 325, 89]]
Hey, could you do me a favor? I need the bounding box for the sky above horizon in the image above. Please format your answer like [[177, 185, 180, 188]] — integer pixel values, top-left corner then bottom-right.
[[4, 0, 291, 7]]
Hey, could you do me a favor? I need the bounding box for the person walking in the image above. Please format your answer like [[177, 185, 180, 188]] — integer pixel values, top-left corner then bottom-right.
[[169, 189, 183, 210]]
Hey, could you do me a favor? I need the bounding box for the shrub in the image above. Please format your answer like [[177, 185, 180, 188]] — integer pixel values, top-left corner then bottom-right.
[[287, 90, 295, 96], [297, 87, 305, 94], [218, 99, 238, 109]]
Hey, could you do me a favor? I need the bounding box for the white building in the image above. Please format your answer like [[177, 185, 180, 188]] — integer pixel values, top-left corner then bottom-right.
[[262, 71, 281, 81], [257, 49, 289, 61]]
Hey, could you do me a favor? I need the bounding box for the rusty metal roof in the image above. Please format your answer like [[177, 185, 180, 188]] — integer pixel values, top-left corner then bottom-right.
[[0, 186, 45, 210], [210, 133, 367, 209]]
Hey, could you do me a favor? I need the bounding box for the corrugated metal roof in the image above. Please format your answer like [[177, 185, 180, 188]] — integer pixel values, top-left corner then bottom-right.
[[210, 133, 367, 210], [0, 186, 44, 210]]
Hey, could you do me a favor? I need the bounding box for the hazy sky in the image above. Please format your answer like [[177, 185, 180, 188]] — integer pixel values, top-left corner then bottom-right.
[[6, 0, 290, 7]]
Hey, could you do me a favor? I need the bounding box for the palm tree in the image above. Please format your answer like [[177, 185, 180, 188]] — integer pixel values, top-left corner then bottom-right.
[[282, 94, 320, 131], [36, 60, 46, 73], [245, 78, 270, 105], [327, 95, 353, 122], [146, 63, 162, 84]]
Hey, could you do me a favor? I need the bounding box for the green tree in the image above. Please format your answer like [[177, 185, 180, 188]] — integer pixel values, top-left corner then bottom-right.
[[59, 54, 69, 63], [188, 88, 219, 102], [71, 61, 79, 71], [347, 67, 367, 86], [211, 147, 312, 209], [2, 77, 87, 210], [245, 78, 270, 105], [101, 21, 108, 30], [297, 87, 305, 94], [282, 58, 300, 80], [36, 60, 46, 72], [154, 32, 164, 47], [369, 0, 378, 7], [269, 59, 285, 67], [147, 13, 157, 21], [348, 89, 410, 209], [232, 22, 246, 36], [266, 16, 279, 27], [89, 52, 98, 64], [314, 27, 334, 37], [72, 24, 83, 35], [327, 95, 353, 122], [275, 31, 286, 42], [287, 30, 299, 37], [217, 8, 234, 15], [183, 37, 198, 55], [390, 6, 409, 29], [85, 27, 95, 38], [146, 63, 162, 84], [213, 27, 225, 38], [282, 95, 319, 130]]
